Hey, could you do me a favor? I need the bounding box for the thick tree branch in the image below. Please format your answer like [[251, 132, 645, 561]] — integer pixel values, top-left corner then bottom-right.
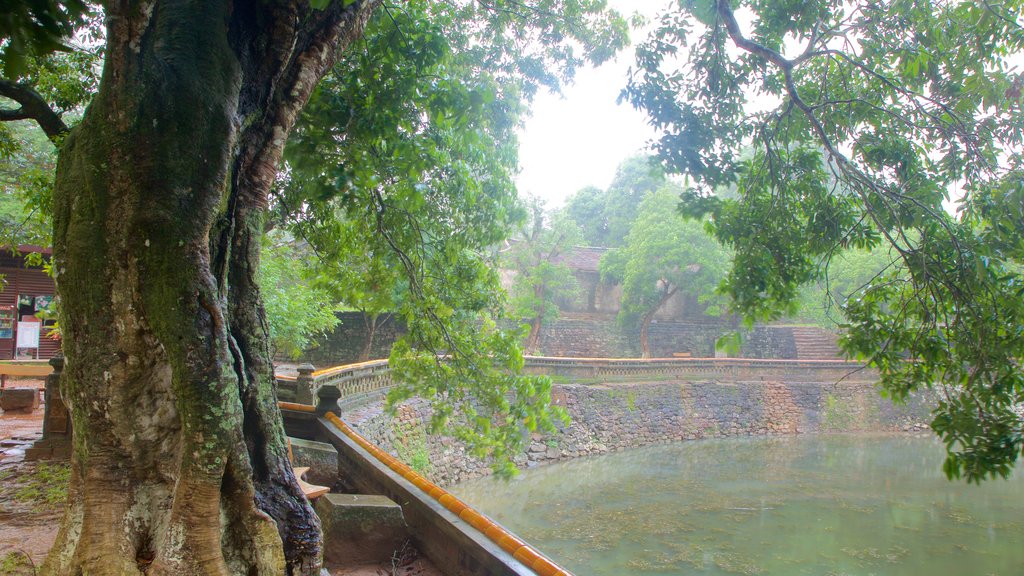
[[715, 0, 970, 271], [0, 78, 68, 143]]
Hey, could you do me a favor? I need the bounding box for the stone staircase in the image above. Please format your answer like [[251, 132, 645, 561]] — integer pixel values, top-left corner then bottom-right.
[[790, 326, 843, 360]]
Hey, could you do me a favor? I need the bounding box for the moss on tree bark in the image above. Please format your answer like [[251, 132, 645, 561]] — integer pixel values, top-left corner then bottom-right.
[[43, 1, 378, 574]]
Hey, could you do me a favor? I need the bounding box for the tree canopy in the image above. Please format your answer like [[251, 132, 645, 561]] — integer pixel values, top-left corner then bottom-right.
[[564, 154, 666, 247], [601, 187, 729, 357], [505, 198, 582, 353], [625, 0, 1024, 481], [2, 1, 629, 572], [274, 1, 628, 474]]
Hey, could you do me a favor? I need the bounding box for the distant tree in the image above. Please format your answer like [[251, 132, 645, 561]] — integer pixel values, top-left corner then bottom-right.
[[603, 155, 667, 245], [602, 188, 729, 358], [506, 199, 582, 353], [258, 236, 340, 360], [624, 0, 1024, 481], [796, 247, 901, 329], [564, 154, 666, 247], [563, 185, 607, 246]]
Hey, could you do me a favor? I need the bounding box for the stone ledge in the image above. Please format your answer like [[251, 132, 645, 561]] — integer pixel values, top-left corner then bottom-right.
[[315, 493, 409, 565], [289, 437, 338, 486], [0, 388, 40, 413]]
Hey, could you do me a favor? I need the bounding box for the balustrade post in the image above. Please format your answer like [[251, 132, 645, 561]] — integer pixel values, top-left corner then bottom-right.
[[295, 363, 316, 405], [315, 384, 342, 417], [26, 354, 71, 460]]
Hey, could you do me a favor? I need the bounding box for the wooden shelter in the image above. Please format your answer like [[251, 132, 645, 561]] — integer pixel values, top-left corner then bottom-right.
[[0, 245, 59, 360]]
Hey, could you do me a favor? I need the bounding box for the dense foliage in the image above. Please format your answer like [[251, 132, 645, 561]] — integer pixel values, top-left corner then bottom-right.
[[795, 246, 901, 328], [601, 187, 729, 357], [0, 122, 53, 248], [505, 198, 582, 353], [258, 237, 340, 360], [625, 0, 1024, 481], [274, 1, 626, 473], [564, 155, 666, 247]]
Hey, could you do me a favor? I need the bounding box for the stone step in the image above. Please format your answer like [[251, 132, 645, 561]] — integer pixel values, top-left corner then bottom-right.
[[315, 493, 410, 565], [789, 327, 842, 360], [288, 437, 338, 486]]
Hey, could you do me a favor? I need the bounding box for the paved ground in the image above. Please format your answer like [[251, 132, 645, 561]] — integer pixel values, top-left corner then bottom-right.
[[0, 379, 56, 572], [0, 379, 45, 459]]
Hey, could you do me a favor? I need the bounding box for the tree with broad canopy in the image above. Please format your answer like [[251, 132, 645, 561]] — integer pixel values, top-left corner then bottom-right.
[[600, 187, 730, 358], [1, 1, 627, 573], [624, 0, 1024, 482]]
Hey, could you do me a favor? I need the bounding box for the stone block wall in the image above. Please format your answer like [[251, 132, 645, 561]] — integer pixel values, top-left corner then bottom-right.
[[343, 378, 933, 487], [537, 318, 802, 359], [536, 318, 638, 357], [298, 312, 403, 366], [739, 325, 799, 359], [301, 312, 832, 366]]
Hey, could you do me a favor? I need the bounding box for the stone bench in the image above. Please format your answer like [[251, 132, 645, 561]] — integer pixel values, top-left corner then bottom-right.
[[0, 387, 40, 413], [0, 361, 52, 388], [315, 493, 409, 565]]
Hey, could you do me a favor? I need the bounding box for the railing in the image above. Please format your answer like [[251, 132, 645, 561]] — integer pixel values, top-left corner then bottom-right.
[[278, 386, 571, 575], [276, 355, 873, 407], [277, 359, 392, 404], [320, 411, 570, 576], [276, 355, 873, 576]]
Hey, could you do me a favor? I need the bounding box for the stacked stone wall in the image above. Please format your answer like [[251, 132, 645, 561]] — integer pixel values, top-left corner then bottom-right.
[[302, 313, 831, 365], [297, 312, 403, 366], [342, 379, 933, 487]]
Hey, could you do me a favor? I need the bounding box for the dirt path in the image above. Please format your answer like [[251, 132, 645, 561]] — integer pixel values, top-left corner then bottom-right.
[[0, 380, 58, 573]]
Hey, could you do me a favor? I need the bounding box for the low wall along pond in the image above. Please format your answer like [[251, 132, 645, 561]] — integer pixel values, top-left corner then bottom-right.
[[294, 358, 934, 487]]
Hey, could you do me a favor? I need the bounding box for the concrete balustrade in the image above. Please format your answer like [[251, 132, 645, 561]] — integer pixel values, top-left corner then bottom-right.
[[275, 356, 877, 416], [274, 355, 900, 576]]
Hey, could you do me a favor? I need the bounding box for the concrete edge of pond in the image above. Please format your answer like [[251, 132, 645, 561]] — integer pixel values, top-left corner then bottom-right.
[[316, 415, 550, 576]]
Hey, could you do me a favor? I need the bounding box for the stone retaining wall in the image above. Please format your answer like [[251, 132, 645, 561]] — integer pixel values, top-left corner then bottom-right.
[[343, 379, 933, 487], [299, 313, 826, 364]]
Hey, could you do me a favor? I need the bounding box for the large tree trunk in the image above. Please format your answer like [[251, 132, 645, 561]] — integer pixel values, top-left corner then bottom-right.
[[639, 286, 677, 359], [43, 1, 377, 574], [525, 284, 546, 354]]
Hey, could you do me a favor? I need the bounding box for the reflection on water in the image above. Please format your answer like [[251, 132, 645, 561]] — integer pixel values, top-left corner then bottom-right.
[[452, 435, 1024, 575]]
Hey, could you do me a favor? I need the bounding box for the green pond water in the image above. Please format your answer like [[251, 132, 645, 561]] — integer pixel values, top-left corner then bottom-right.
[[452, 435, 1024, 575]]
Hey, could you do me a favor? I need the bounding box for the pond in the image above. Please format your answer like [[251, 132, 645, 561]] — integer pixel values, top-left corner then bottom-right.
[[452, 435, 1024, 575]]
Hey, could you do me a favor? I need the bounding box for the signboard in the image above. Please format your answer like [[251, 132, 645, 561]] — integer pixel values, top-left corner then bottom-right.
[[16, 321, 40, 349], [0, 306, 12, 339], [34, 295, 54, 313]]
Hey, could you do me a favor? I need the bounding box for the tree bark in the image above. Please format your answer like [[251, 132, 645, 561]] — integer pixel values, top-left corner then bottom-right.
[[44, 1, 377, 574], [525, 283, 546, 354], [359, 312, 379, 362], [639, 286, 677, 359]]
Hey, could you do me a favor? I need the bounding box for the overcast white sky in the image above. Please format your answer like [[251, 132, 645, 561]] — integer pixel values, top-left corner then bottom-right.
[[514, 2, 663, 209]]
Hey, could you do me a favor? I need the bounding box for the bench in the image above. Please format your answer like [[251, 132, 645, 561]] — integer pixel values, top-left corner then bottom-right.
[[287, 439, 331, 499], [0, 361, 53, 388], [672, 352, 692, 358]]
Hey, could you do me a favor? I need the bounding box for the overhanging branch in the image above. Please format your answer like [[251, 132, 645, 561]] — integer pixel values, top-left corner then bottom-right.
[[0, 79, 68, 143]]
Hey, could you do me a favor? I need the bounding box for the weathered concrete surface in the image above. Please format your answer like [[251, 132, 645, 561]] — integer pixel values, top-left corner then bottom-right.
[[0, 388, 39, 413], [316, 418, 539, 576], [315, 493, 409, 565], [289, 437, 338, 486]]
